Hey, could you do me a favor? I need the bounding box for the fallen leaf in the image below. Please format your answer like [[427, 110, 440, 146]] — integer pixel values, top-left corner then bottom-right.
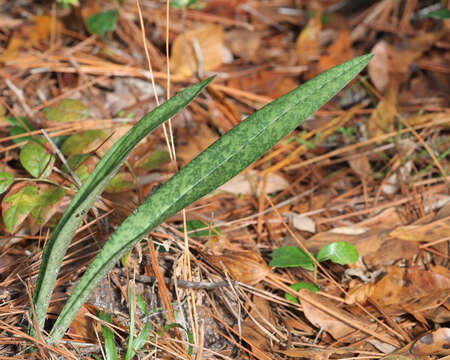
[[299, 289, 377, 340], [207, 250, 270, 285], [219, 169, 288, 196], [170, 24, 224, 77], [368, 41, 392, 92], [296, 12, 321, 65], [411, 328, 450, 356], [318, 29, 352, 72], [290, 212, 316, 233]]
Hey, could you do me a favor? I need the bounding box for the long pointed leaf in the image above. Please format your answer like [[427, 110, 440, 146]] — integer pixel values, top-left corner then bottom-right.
[[50, 54, 373, 341], [31, 77, 213, 331]]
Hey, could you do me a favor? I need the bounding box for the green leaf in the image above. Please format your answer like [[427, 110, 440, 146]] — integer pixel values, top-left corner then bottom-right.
[[43, 99, 89, 123], [285, 282, 319, 304], [61, 130, 106, 157], [87, 10, 119, 38], [98, 312, 118, 360], [316, 241, 359, 265], [31, 77, 213, 339], [137, 150, 170, 170], [20, 141, 54, 178], [124, 285, 136, 360], [269, 246, 315, 270], [7, 116, 34, 144], [131, 321, 152, 357], [2, 185, 39, 233], [420, 9, 450, 19], [48, 55, 372, 341], [136, 293, 149, 317], [31, 186, 66, 226], [0, 172, 14, 195], [106, 172, 134, 193], [185, 219, 222, 237]]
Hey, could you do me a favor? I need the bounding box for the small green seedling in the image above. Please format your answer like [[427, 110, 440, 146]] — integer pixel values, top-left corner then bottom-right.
[[87, 10, 119, 38], [270, 241, 359, 303]]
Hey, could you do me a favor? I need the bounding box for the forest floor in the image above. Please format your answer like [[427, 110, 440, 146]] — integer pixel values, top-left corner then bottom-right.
[[0, 0, 449, 359]]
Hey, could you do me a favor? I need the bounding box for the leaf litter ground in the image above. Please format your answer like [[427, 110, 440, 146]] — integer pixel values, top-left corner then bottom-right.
[[0, 0, 449, 359]]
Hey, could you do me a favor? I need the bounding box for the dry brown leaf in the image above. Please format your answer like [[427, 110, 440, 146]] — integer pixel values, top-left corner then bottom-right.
[[176, 121, 219, 165], [318, 29, 352, 72], [0, 15, 62, 61], [348, 153, 373, 178], [67, 303, 98, 342], [219, 169, 288, 196], [411, 328, 450, 356], [388, 217, 450, 242], [224, 29, 261, 62], [296, 12, 321, 65], [170, 24, 224, 77], [206, 250, 270, 285], [368, 41, 392, 92], [290, 213, 316, 233], [299, 289, 377, 340], [367, 83, 397, 139], [346, 266, 450, 312]]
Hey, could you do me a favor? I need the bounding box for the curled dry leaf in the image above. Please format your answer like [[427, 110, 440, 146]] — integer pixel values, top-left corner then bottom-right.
[[206, 250, 270, 286]]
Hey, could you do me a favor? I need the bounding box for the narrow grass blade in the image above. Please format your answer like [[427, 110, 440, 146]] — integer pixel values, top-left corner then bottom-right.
[[98, 312, 119, 360], [31, 77, 213, 332], [124, 284, 136, 360], [50, 54, 373, 341]]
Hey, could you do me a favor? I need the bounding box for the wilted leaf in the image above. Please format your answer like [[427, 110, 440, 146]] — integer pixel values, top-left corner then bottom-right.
[[43, 99, 89, 123], [171, 24, 224, 77], [367, 84, 397, 139], [86, 10, 118, 38], [0, 172, 14, 194], [105, 172, 134, 193], [20, 141, 54, 178], [316, 241, 359, 265], [270, 246, 314, 270], [285, 282, 319, 304], [2, 183, 39, 233]]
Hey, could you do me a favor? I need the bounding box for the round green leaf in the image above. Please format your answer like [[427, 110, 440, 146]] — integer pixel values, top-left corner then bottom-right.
[[0, 172, 14, 194], [61, 130, 106, 157], [316, 241, 359, 265], [285, 282, 320, 304], [2, 185, 39, 233], [20, 141, 54, 178], [269, 246, 315, 270], [87, 10, 118, 37]]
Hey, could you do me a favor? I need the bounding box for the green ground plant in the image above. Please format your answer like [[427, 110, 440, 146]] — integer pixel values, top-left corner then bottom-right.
[[28, 54, 373, 344]]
